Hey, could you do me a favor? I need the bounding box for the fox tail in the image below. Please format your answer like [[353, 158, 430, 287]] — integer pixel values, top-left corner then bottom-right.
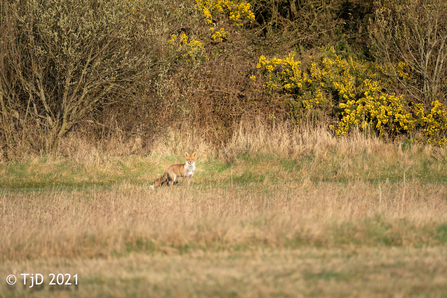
[[149, 172, 167, 189]]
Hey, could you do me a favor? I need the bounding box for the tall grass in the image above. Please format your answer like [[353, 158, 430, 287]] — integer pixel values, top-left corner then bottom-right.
[[2, 120, 447, 189], [1, 122, 447, 297], [1, 181, 447, 263], [1, 122, 447, 264]]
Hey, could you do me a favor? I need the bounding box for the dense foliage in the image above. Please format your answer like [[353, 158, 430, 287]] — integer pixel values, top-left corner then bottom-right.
[[256, 47, 447, 145], [0, 0, 446, 158]]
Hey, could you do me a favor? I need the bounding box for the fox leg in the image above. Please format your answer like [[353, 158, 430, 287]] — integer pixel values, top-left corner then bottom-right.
[[168, 174, 177, 186], [182, 176, 191, 188], [187, 176, 191, 189]]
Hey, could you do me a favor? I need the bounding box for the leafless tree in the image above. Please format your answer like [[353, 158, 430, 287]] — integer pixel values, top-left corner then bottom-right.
[[0, 0, 162, 156], [371, 0, 447, 105]]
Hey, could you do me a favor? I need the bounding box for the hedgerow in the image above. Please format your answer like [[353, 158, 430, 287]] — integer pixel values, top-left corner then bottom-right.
[[1, 0, 446, 159]]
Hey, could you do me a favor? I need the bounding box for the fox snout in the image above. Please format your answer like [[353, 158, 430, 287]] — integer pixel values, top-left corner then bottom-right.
[[185, 152, 197, 162]]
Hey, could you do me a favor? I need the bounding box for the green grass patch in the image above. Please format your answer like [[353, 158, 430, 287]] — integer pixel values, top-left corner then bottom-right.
[[304, 270, 355, 281], [435, 224, 447, 243], [2, 145, 447, 192]]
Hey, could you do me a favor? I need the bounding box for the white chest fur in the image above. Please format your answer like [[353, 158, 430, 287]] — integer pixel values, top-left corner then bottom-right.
[[184, 161, 195, 177]]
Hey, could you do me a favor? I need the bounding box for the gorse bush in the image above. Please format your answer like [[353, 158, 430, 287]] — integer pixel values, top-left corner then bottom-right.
[[168, 33, 206, 62], [256, 47, 447, 146], [414, 101, 447, 146], [194, 0, 254, 45], [210, 27, 229, 43], [195, 0, 255, 27]]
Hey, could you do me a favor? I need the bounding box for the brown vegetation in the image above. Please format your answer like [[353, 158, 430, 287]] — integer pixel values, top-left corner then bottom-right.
[[2, 181, 447, 262], [1, 120, 447, 297], [1, 0, 446, 160]]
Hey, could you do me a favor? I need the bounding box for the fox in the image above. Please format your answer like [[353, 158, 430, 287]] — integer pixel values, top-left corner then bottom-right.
[[149, 152, 197, 189]]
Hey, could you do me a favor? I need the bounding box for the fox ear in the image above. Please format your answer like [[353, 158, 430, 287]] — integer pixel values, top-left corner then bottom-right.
[[192, 152, 197, 157], [185, 152, 189, 157]]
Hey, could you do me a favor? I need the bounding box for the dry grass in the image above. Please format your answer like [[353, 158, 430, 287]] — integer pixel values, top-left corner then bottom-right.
[[2, 247, 447, 298], [1, 182, 447, 262], [1, 122, 447, 297], [1, 183, 447, 297], [219, 119, 383, 161]]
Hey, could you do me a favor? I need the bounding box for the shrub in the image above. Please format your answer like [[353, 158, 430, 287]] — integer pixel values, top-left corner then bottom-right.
[[0, 0, 166, 156], [256, 47, 447, 145], [194, 0, 254, 44], [195, 0, 255, 27], [168, 33, 206, 62]]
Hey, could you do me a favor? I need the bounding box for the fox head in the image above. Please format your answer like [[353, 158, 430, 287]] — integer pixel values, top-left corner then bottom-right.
[[185, 152, 196, 165]]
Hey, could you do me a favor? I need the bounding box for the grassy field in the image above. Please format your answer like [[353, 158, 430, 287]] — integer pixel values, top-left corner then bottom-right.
[[1, 126, 447, 297]]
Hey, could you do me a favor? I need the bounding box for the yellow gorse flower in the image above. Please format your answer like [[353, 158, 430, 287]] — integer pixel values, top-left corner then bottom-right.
[[168, 32, 206, 62], [211, 27, 228, 42], [256, 47, 447, 146], [195, 0, 254, 28], [195, 0, 255, 43]]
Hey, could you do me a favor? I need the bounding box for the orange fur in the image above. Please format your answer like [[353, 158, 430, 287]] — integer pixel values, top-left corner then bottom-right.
[[150, 152, 196, 189]]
